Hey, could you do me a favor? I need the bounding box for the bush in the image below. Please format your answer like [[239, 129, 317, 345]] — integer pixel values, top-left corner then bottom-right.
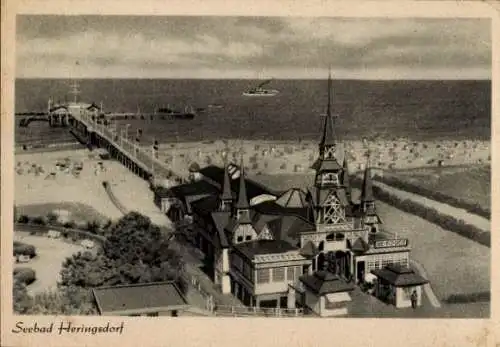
[[63, 221, 76, 229], [14, 267, 37, 285], [374, 175, 491, 219], [31, 216, 46, 226], [46, 212, 58, 225], [363, 181, 490, 248], [13, 242, 37, 258], [17, 215, 30, 224]]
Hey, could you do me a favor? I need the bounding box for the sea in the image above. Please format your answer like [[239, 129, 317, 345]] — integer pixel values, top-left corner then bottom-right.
[[14, 79, 491, 146]]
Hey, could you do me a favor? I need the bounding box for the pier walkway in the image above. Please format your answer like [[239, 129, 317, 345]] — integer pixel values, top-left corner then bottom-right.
[[69, 108, 187, 183]]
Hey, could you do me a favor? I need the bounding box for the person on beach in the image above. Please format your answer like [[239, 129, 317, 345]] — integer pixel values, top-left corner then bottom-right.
[[411, 290, 418, 309]]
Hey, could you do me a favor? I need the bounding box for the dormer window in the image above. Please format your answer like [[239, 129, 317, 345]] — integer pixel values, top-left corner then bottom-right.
[[323, 173, 340, 185], [237, 209, 248, 219], [364, 201, 375, 211]]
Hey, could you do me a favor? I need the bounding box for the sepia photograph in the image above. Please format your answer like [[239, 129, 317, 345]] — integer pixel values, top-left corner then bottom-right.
[[1, 2, 498, 346]]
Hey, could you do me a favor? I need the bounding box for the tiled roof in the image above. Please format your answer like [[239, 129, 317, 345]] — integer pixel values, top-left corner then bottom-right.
[[267, 215, 314, 245], [199, 165, 278, 199], [92, 281, 189, 315], [169, 180, 219, 198], [252, 200, 309, 219], [234, 240, 298, 260], [300, 241, 319, 258], [360, 167, 375, 202], [211, 211, 231, 248], [371, 265, 429, 287], [275, 188, 308, 208], [191, 195, 220, 215], [154, 186, 171, 198], [300, 271, 354, 295]]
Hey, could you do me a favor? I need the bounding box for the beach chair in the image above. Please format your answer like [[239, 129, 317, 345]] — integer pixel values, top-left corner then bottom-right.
[[18, 255, 31, 263]]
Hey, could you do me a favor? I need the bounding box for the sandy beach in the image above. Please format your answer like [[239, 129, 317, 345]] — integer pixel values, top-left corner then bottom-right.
[[152, 138, 490, 177], [15, 148, 172, 227]]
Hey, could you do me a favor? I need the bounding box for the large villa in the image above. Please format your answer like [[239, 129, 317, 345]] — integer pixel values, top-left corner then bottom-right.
[[155, 74, 429, 316]]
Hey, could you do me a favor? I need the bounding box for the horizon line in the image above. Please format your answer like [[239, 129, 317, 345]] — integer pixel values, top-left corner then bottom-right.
[[15, 77, 492, 81]]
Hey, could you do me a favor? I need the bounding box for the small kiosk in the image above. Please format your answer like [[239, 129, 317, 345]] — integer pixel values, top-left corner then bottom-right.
[[371, 264, 429, 308]]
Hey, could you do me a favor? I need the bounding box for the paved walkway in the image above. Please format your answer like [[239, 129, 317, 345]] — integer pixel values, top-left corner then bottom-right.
[[372, 179, 490, 232], [410, 259, 441, 308]]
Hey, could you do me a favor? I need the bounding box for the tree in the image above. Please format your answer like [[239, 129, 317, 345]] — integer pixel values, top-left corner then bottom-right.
[[59, 212, 187, 293], [86, 220, 101, 234], [13, 280, 33, 314]]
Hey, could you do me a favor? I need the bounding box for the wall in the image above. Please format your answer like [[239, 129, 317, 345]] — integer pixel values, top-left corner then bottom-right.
[[304, 290, 321, 315]]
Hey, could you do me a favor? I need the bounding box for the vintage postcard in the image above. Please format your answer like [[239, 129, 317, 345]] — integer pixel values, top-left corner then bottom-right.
[[1, 0, 499, 346]]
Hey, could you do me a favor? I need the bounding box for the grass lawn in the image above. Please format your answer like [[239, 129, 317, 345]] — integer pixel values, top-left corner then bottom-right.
[[16, 202, 110, 225], [374, 197, 490, 303], [387, 165, 491, 210], [13, 232, 90, 295], [252, 173, 490, 317]]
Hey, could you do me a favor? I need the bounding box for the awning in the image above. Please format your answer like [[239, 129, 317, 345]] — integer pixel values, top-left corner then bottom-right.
[[325, 292, 351, 303]]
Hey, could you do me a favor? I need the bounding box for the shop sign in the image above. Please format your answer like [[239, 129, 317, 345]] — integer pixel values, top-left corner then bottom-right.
[[374, 239, 408, 249]]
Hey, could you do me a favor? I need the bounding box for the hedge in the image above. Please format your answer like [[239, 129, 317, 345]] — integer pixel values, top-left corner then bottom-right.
[[13, 242, 37, 258], [14, 223, 106, 244], [373, 174, 490, 219], [351, 177, 490, 248], [14, 267, 37, 285]]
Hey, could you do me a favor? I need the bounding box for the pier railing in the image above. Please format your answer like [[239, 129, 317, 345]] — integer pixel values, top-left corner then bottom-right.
[[72, 111, 187, 182]]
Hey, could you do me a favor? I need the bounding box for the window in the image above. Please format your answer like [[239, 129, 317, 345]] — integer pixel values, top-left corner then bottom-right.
[[245, 235, 252, 241], [273, 267, 285, 282], [323, 173, 339, 185], [237, 236, 243, 243], [257, 269, 270, 283], [147, 312, 159, 317], [287, 267, 295, 282]]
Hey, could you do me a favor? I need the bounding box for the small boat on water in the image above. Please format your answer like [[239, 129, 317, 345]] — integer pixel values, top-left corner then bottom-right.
[[242, 79, 279, 97], [156, 105, 196, 119]]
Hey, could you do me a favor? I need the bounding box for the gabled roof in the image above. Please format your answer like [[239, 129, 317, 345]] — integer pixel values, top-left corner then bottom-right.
[[190, 195, 219, 215], [300, 241, 319, 258], [267, 215, 314, 245], [92, 281, 189, 315], [253, 200, 309, 219], [275, 188, 308, 208], [235, 161, 250, 210], [211, 211, 231, 248], [371, 264, 429, 287], [311, 158, 342, 172], [341, 154, 351, 191], [199, 165, 278, 199], [169, 180, 219, 199], [300, 271, 354, 295], [349, 237, 370, 253], [221, 164, 233, 201]]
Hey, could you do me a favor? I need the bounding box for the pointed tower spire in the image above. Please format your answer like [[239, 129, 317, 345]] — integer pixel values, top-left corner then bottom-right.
[[235, 156, 249, 209], [320, 67, 337, 149], [341, 152, 351, 198], [360, 152, 374, 203], [221, 155, 233, 201]]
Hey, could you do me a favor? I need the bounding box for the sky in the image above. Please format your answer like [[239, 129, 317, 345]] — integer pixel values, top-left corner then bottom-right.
[[15, 16, 491, 79]]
